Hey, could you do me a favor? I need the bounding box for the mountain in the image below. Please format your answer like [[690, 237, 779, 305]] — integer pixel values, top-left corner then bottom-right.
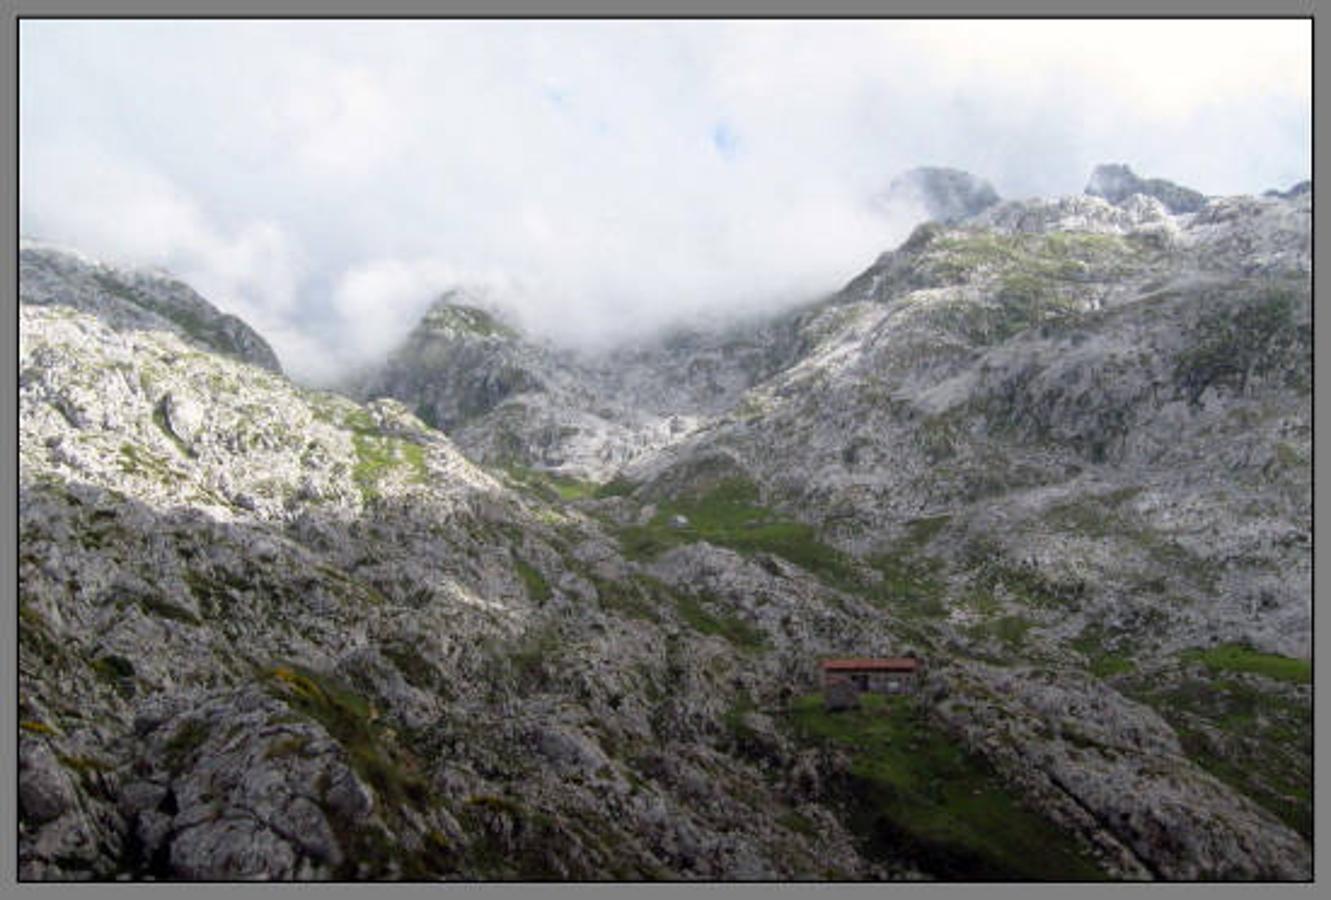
[[1084, 163, 1208, 214], [1264, 180, 1312, 201], [359, 291, 807, 480], [18, 169, 1312, 881], [20, 240, 282, 374], [875, 166, 1002, 224]]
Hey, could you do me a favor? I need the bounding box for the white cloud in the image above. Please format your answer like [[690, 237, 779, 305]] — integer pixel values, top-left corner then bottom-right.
[[20, 19, 1311, 384]]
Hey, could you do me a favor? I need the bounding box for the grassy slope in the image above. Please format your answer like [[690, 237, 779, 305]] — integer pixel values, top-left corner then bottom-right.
[[787, 692, 1106, 880], [617, 477, 858, 586]]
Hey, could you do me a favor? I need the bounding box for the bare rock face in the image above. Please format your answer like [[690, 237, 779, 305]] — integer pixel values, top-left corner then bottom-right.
[[19, 742, 80, 825], [930, 662, 1309, 880], [160, 392, 204, 446]]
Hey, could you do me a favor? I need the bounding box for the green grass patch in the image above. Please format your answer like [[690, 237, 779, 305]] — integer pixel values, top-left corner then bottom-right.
[[865, 549, 948, 617], [1087, 654, 1134, 678], [973, 560, 1086, 612], [1173, 287, 1307, 406], [1123, 670, 1311, 838], [675, 592, 767, 651], [1072, 626, 1139, 681], [966, 614, 1035, 651], [1180, 643, 1310, 684], [1175, 724, 1311, 839], [913, 231, 1137, 344], [547, 475, 597, 501], [117, 443, 179, 484], [514, 558, 552, 604], [861, 516, 955, 614], [503, 464, 600, 502], [788, 692, 1105, 880], [352, 432, 430, 500], [400, 443, 429, 483], [590, 574, 664, 623], [778, 810, 819, 838], [930, 231, 1133, 284], [594, 476, 639, 499], [342, 408, 378, 434], [616, 477, 859, 587]]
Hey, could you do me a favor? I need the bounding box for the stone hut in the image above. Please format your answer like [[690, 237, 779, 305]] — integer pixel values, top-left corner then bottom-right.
[[820, 657, 921, 711]]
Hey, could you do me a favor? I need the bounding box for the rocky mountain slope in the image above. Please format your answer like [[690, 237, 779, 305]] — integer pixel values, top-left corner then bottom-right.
[[20, 239, 282, 375], [19, 167, 1312, 881], [359, 291, 807, 480]]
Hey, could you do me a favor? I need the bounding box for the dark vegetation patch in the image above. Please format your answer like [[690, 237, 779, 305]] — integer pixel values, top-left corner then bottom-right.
[[263, 734, 313, 760], [513, 558, 552, 604], [135, 590, 202, 626], [674, 592, 767, 652], [265, 664, 430, 812], [965, 614, 1035, 651], [1173, 286, 1310, 406], [381, 643, 443, 693], [590, 573, 665, 623], [1121, 663, 1311, 839], [162, 718, 211, 775], [456, 794, 572, 879], [1070, 627, 1138, 679], [91, 654, 137, 698], [788, 692, 1105, 880], [503, 627, 567, 694]]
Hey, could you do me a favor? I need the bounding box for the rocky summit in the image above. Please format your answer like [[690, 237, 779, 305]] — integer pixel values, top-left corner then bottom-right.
[[876, 166, 1003, 224], [18, 167, 1311, 882]]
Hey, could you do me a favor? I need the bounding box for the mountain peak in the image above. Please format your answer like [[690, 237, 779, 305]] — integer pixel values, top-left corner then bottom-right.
[[19, 239, 282, 374], [1084, 163, 1207, 214], [416, 291, 521, 342], [877, 167, 1001, 224]]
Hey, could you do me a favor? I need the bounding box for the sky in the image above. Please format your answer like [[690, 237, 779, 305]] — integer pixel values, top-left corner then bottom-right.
[[20, 19, 1312, 385]]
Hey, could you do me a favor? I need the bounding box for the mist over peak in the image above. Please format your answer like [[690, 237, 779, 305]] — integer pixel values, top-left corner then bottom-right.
[[20, 19, 1310, 385]]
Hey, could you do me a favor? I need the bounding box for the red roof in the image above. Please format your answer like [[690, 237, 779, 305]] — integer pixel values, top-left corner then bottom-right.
[[820, 657, 920, 673]]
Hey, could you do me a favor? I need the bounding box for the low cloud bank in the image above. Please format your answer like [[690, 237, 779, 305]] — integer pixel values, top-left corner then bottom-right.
[[20, 20, 1310, 384]]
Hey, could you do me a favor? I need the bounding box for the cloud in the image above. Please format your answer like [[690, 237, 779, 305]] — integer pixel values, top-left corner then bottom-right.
[[19, 20, 1311, 384]]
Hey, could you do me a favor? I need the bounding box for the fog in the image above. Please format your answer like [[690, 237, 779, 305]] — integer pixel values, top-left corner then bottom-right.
[[20, 20, 1310, 384]]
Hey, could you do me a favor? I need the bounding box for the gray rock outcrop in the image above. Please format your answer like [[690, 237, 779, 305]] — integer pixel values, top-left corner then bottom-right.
[[1084, 163, 1207, 214]]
